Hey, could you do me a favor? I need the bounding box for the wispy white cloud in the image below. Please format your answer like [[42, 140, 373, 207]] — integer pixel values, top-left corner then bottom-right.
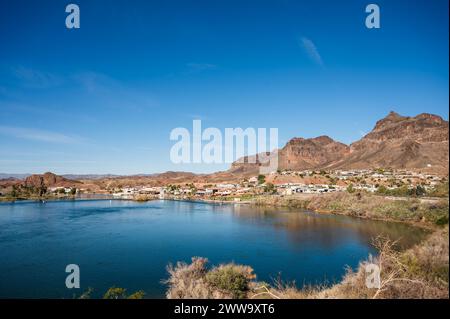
[[186, 63, 217, 74], [11, 66, 63, 88], [0, 159, 96, 164], [0, 126, 83, 144], [299, 37, 324, 67], [73, 71, 159, 111]]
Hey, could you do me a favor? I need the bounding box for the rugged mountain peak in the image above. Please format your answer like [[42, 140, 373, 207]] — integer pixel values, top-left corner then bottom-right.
[[311, 135, 335, 145], [287, 135, 340, 147], [24, 172, 80, 188], [277, 136, 350, 171], [230, 111, 448, 175], [373, 111, 409, 131], [334, 111, 449, 173], [414, 113, 446, 123]]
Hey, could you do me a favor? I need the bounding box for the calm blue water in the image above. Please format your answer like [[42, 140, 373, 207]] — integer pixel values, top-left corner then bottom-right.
[[0, 199, 426, 298]]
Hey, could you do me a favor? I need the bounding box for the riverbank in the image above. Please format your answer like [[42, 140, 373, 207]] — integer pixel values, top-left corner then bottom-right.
[[250, 192, 449, 230], [166, 225, 448, 299], [0, 194, 77, 202], [165, 192, 449, 299], [165, 191, 448, 230]]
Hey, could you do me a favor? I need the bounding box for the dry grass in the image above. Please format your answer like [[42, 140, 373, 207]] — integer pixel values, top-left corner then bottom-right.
[[274, 227, 449, 299], [133, 194, 157, 202], [164, 257, 256, 299], [165, 227, 449, 299], [254, 192, 449, 227], [165, 193, 448, 299]]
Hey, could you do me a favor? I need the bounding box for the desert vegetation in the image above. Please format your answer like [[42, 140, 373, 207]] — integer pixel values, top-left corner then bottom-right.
[[77, 286, 145, 299], [253, 191, 449, 228], [165, 226, 449, 299], [165, 192, 449, 299], [164, 257, 257, 299]]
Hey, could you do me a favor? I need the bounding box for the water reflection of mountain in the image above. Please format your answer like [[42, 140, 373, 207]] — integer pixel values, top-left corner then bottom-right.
[[229, 205, 428, 251]]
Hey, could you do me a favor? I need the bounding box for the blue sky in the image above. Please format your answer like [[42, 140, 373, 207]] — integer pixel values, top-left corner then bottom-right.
[[0, 0, 448, 174]]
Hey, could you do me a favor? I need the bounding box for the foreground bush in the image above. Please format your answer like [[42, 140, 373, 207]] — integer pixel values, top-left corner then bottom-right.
[[165, 257, 256, 299], [103, 287, 145, 299], [165, 227, 449, 299], [315, 227, 449, 299], [205, 264, 256, 298], [76, 286, 145, 299]]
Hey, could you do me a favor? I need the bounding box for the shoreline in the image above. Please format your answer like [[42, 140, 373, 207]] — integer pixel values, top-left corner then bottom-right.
[[1, 192, 447, 299], [2, 192, 447, 230]]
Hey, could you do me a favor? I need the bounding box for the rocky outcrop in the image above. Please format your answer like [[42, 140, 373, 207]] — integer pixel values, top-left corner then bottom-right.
[[329, 112, 449, 173], [278, 136, 350, 170], [23, 172, 80, 188], [229, 112, 449, 175]]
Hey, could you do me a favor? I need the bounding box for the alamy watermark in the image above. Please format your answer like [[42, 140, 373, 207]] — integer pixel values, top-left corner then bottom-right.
[[365, 263, 381, 289], [365, 4, 380, 29], [65, 4, 80, 29], [65, 264, 80, 289], [169, 120, 279, 174], [63, 3, 379, 30]]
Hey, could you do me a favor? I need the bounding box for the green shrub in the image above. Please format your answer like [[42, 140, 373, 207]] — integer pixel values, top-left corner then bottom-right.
[[103, 287, 128, 299], [257, 175, 266, 185], [127, 290, 145, 299], [435, 215, 449, 226], [103, 287, 145, 299], [205, 264, 255, 299], [347, 184, 355, 194], [428, 182, 449, 197]]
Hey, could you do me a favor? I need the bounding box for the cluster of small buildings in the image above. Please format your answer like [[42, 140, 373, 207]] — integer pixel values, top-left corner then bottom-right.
[[276, 183, 346, 195], [276, 169, 445, 193], [48, 187, 76, 194], [112, 186, 162, 199], [109, 169, 446, 200]]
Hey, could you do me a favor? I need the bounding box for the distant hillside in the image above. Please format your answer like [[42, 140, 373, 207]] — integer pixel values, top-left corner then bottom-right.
[[62, 174, 124, 180], [328, 112, 448, 173], [0, 173, 31, 180], [2, 112, 447, 189], [230, 111, 449, 175], [23, 172, 82, 188]]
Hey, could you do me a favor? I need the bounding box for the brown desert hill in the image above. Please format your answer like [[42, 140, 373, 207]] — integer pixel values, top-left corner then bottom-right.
[[23, 172, 81, 188], [327, 112, 449, 173], [278, 135, 350, 170], [83, 171, 205, 189], [8, 111, 444, 192], [228, 135, 350, 174], [229, 111, 449, 175]]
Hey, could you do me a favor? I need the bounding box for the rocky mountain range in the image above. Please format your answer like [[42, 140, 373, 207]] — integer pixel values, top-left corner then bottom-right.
[[1, 112, 448, 191], [231, 112, 449, 175]]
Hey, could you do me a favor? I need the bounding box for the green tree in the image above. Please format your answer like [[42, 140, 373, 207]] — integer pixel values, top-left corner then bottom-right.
[[347, 183, 355, 194], [264, 183, 275, 193], [257, 175, 266, 185], [10, 185, 18, 198], [415, 185, 426, 197], [39, 185, 47, 197]]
